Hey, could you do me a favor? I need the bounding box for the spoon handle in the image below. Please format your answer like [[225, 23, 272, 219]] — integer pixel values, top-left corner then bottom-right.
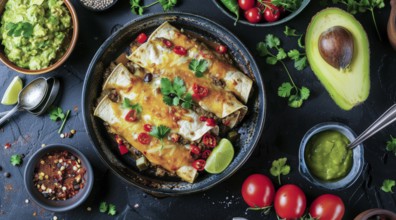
[[349, 103, 396, 149], [0, 105, 20, 127]]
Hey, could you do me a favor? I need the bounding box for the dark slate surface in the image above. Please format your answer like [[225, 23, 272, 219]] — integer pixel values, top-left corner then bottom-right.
[[0, 0, 395, 219]]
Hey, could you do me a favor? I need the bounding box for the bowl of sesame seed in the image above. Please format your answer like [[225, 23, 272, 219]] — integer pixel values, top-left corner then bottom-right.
[[24, 144, 94, 212], [78, 0, 118, 11]]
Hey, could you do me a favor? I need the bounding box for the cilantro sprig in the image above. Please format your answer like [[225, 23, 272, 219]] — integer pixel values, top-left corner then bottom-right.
[[49, 106, 71, 134], [332, 0, 385, 41], [381, 179, 395, 193], [386, 135, 396, 156], [5, 22, 33, 38], [160, 77, 193, 109], [99, 201, 117, 216], [257, 34, 310, 108], [284, 26, 305, 49], [270, 157, 290, 185], [122, 98, 142, 113], [149, 125, 171, 149], [130, 0, 177, 15], [189, 59, 208, 77], [10, 154, 22, 166], [270, 0, 303, 12]]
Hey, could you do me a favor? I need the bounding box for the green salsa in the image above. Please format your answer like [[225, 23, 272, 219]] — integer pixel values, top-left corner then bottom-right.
[[305, 130, 353, 181], [0, 0, 71, 70]]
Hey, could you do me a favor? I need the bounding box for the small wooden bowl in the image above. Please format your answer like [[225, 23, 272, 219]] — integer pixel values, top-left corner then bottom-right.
[[0, 0, 78, 75]]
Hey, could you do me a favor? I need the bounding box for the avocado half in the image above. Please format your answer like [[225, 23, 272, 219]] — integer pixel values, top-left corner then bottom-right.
[[306, 8, 370, 110]]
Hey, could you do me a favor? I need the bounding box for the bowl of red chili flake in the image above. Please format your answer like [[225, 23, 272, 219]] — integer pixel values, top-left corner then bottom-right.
[[24, 144, 93, 212]]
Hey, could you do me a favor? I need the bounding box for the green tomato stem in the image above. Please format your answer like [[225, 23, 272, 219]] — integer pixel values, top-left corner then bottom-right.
[[58, 110, 70, 134], [370, 8, 382, 41], [278, 174, 281, 185]]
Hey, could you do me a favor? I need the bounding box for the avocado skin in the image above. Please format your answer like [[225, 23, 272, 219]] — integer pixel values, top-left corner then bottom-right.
[[306, 8, 370, 111]]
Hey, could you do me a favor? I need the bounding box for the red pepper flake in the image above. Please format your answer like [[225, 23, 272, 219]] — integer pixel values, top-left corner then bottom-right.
[[201, 150, 211, 159], [199, 116, 208, 122], [216, 44, 228, 54], [136, 33, 148, 44], [4, 143, 11, 149], [206, 118, 216, 127], [173, 46, 187, 56], [118, 144, 129, 155], [192, 159, 206, 171], [163, 39, 173, 48]]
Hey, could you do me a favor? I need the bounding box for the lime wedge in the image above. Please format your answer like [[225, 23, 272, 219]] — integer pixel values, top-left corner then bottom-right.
[[204, 138, 234, 174], [1, 76, 23, 105]]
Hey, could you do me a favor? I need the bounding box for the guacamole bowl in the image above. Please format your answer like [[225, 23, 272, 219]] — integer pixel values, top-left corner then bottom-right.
[[0, 0, 78, 75]]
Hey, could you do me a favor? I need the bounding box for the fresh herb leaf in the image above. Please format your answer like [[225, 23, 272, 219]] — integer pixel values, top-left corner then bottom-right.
[[386, 135, 396, 156], [99, 202, 108, 213], [189, 59, 208, 78], [130, 0, 143, 15], [6, 22, 33, 38], [130, 0, 177, 15], [270, 157, 290, 185], [108, 204, 117, 216], [160, 77, 192, 109], [257, 34, 310, 108], [381, 179, 395, 193], [158, 0, 177, 11], [49, 107, 65, 121], [271, 0, 303, 11], [298, 35, 305, 49], [278, 82, 293, 98], [150, 125, 171, 149], [10, 154, 22, 166], [122, 98, 142, 113], [284, 26, 299, 37]]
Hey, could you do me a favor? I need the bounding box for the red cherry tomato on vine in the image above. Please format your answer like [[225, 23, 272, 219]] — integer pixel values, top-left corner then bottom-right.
[[244, 8, 262, 24], [274, 184, 306, 219], [241, 174, 275, 208], [309, 194, 345, 220], [238, 0, 256, 10], [263, 5, 281, 22]]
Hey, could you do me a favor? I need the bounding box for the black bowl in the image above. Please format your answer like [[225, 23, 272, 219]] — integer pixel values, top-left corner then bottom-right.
[[82, 12, 266, 196], [24, 144, 94, 212]]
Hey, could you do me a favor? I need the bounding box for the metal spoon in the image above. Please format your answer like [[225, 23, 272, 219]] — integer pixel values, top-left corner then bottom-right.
[[0, 77, 48, 127], [348, 103, 396, 149]]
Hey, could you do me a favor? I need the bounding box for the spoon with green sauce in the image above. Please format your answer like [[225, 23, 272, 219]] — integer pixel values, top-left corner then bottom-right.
[[348, 104, 396, 149]]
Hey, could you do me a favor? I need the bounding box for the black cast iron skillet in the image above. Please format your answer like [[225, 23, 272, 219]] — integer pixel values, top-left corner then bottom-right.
[[82, 12, 266, 196]]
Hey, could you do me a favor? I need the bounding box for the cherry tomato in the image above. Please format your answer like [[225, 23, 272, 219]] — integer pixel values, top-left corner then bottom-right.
[[118, 144, 129, 155], [263, 5, 281, 22], [241, 174, 275, 208], [202, 133, 217, 148], [193, 83, 209, 98], [143, 124, 152, 132], [201, 150, 211, 159], [163, 39, 173, 48], [245, 8, 262, 24], [138, 133, 151, 145], [190, 145, 201, 155], [136, 33, 148, 44], [192, 159, 206, 171], [125, 109, 138, 122], [206, 118, 216, 127], [274, 184, 306, 219], [216, 44, 228, 54], [238, 0, 256, 10], [309, 194, 345, 220], [199, 116, 208, 122], [173, 46, 187, 56]]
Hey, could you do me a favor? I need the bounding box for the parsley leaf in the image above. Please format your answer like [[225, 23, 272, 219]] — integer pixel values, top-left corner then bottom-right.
[[6, 22, 33, 38], [158, 0, 177, 11], [189, 59, 208, 78], [160, 77, 192, 109], [122, 98, 142, 113], [99, 202, 108, 213], [130, 0, 143, 15], [108, 204, 117, 216], [10, 154, 22, 166], [49, 107, 65, 121], [270, 157, 290, 185], [150, 125, 171, 149], [386, 135, 396, 156], [284, 26, 299, 37], [257, 34, 310, 108], [271, 0, 303, 11], [381, 179, 395, 193], [130, 0, 177, 15]]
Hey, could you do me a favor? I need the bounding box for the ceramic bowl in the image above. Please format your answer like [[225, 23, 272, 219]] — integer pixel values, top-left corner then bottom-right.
[[24, 144, 94, 212], [0, 0, 78, 74], [211, 0, 310, 27], [78, 0, 119, 12], [354, 208, 396, 220], [299, 122, 365, 190]]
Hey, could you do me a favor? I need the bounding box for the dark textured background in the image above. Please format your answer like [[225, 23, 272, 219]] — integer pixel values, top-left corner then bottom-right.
[[0, 0, 395, 219]]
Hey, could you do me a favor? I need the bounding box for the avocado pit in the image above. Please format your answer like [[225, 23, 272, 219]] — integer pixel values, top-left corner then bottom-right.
[[318, 26, 354, 70]]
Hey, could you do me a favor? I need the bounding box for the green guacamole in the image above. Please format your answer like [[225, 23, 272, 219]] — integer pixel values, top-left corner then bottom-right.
[[305, 130, 353, 181], [0, 0, 71, 70]]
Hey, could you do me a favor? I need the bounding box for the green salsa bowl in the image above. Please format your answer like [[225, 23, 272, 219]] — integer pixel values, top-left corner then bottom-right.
[[299, 122, 365, 190]]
